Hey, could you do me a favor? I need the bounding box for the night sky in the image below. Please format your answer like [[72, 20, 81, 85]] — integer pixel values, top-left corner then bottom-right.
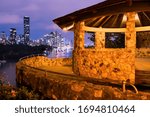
[[0, 0, 104, 40]]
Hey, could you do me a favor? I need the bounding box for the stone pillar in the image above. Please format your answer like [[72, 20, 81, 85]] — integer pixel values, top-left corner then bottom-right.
[[95, 28, 105, 49], [74, 21, 85, 50], [73, 21, 85, 75], [95, 31, 101, 49], [125, 12, 136, 84], [126, 12, 136, 48]]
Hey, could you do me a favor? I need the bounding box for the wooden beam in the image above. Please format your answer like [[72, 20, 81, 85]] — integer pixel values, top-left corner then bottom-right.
[[84, 26, 127, 32], [84, 26, 100, 32], [135, 26, 150, 32], [84, 26, 150, 33], [103, 28, 126, 32]]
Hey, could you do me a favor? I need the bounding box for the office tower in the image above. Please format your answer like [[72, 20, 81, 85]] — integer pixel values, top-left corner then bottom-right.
[[9, 28, 17, 44], [0, 31, 7, 40], [24, 16, 30, 44], [0, 31, 7, 44]]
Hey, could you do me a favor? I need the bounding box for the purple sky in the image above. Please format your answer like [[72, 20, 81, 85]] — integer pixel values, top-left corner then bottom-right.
[[0, 0, 104, 40]]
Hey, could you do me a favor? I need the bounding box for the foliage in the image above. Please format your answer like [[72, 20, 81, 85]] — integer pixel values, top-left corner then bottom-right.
[[0, 77, 42, 100], [15, 86, 40, 100], [0, 44, 49, 60]]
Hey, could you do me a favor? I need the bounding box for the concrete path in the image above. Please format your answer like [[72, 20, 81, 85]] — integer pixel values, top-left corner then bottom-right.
[[40, 65, 75, 75], [135, 58, 150, 71]]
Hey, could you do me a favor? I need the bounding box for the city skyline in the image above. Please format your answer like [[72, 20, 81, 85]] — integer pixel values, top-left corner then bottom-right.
[[0, 0, 104, 40]]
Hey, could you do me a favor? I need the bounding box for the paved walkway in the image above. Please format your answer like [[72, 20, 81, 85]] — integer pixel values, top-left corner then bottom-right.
[[40, 65, 75, 75], [135, 58, 150, 71]]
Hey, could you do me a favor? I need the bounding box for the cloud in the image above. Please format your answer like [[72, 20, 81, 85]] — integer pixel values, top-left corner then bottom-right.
[[0, 0, 105, 39], [21, 4, 39, 12], [0, 14, 21, 24]]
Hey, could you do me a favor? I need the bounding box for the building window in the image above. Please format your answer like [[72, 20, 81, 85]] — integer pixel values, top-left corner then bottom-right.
[[136, 31, 150, 48], [84, 31, 95, 48], [105, 32, 125, 48]]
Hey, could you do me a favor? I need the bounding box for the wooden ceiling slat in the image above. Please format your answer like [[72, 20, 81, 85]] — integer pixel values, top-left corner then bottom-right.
[[111, 14, 120, 28], [85, 17, 99, 26], [143, 12, 150, 22], [98, 15, 113, 27], [138, 12, 150, 26], [75, 2, 150, 22], [93, 16, 106, 27], [138, 12, 143, 26], [117, 14, 124, 28], [102, 15, 116, 28], [88, 17, 102, 26]]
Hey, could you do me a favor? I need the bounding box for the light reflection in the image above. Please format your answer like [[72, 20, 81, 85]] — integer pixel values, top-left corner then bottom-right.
[[63, 23, 74, 31], [121, 13, 141, 27]]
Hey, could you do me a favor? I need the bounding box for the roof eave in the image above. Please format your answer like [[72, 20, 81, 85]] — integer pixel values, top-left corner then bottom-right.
[[53, 0, 150, 29]]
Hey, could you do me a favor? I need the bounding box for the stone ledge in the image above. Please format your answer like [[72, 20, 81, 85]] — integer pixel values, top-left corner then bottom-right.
[[20, 56, 72, 67]]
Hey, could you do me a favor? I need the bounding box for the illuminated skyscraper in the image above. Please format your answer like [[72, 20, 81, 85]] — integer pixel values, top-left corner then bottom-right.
[[0, 31, 7, 44], [24, 16, 30, 44], [9, 28, 17, 44], [0, 31, 7, 40]]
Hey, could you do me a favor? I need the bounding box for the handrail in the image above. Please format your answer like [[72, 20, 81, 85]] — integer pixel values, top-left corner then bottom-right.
[[122, 80, 138, 94]]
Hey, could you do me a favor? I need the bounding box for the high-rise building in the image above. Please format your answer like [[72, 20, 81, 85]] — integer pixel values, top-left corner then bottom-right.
[[9, 28, 17, 44], [24, 16, 30, 44], [0, 31, 7, 40], [0, 31, 7, 44]]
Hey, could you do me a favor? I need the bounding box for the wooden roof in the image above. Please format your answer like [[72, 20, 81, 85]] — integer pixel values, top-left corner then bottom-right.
[[53, 0, 150, 29]]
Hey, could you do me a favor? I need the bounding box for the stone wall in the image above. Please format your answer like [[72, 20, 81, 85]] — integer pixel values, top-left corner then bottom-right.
[[20, 56, 72, 67], [16, 58, 150, 100], [136, 48, 150, 58], [73, 48, 135, 84], [73, 12, 136, 84]]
